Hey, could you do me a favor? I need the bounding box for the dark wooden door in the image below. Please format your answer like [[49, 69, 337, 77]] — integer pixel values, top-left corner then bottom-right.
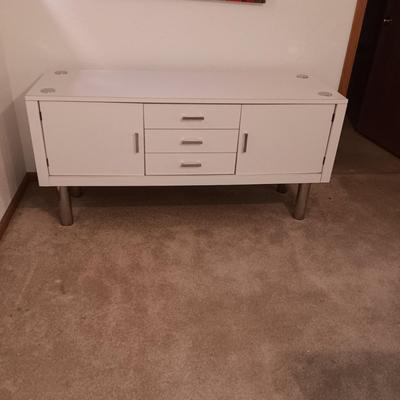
[[358, 0, 400, 157]]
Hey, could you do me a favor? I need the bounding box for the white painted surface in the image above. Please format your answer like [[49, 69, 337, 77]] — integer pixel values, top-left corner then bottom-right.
[[145, 103, 242, 129], [26, 101, 49, 186], [27, 70, 347, 104], [27, 69, 347, 186], [146, 130, 239, 154], [40, 102, 144, 176], [237, 105, 335, 175], [146, 153, 236, 176], [0, 38, 25, 219], [46, 173, 323, 187], [321, 103, 348, 182], [0, 0, 356, 171]]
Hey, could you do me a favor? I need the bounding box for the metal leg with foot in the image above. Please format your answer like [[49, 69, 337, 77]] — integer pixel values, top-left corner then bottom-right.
[[70, 187, 83, 197], [58, 187, 74, 226], [276, 184, 287, 194], [294, 183, 311, 220]]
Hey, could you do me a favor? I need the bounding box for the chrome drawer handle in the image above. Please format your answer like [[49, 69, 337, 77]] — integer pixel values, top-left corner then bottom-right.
[[181, 116, 205, 121], [181, 139, 203, 145], [180, 162, 202, 168], [242, 133, 249, 153], [134, 133, 140, 153]]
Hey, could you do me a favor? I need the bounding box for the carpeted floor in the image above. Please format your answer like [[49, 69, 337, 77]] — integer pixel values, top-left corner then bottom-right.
[[1, 122, 400, 400]]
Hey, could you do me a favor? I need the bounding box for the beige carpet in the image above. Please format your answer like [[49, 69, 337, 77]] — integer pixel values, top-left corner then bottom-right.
[[1, 124, 400, 400]]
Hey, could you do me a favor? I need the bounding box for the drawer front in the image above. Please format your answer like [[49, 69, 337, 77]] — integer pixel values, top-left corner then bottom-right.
[[146, 153, 236, 175], [144, 104, 241, 129], [145, 130, 239, 153]]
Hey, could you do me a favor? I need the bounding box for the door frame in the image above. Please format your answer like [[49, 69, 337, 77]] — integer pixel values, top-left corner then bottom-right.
[[339, 0, 369, 96]]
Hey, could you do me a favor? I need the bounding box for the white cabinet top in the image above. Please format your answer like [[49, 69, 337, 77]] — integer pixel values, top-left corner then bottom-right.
[[26, 69, 347, 104]]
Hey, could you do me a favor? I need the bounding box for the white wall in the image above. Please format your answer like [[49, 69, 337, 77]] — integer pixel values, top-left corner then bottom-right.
[[0, 35, 25, 219], [0, 0, 356, 171]]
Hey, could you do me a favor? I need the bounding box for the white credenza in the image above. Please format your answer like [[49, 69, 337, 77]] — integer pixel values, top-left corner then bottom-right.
[[25, 69, 347, 225]]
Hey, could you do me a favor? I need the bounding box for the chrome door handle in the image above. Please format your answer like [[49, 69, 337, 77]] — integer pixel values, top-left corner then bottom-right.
[[181, 116, 205, 121], [134, 133, 140, 153], [384, 18, 393, 25], [242, 133, 249, 153], [181, 139, 204, 145], [180, 162, 202, 168]]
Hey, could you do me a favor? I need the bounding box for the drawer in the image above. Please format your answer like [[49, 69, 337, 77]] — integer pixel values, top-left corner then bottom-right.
[[144, 104, 241, 129], [145, 130, 239, 153], [146, 153, 236, 175]]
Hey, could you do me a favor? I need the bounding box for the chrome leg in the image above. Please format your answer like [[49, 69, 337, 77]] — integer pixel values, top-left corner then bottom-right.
[[294, 183, 311, 220], [58, 187, 73, 226], [276, 184, 287, 194], [70, 187, 83, 197]]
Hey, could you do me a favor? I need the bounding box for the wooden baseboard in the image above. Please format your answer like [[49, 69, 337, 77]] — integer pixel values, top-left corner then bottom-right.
[[0, 172, 37, 241]]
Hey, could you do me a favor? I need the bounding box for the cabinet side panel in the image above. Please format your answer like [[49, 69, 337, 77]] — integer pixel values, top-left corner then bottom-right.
[[321, 103, 347, 182], [26, 101, 50, 186]]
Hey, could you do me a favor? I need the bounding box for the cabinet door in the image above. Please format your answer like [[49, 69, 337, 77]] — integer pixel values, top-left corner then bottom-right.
[[41, 102, 144, 176], [236, 105, 335, 175]]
